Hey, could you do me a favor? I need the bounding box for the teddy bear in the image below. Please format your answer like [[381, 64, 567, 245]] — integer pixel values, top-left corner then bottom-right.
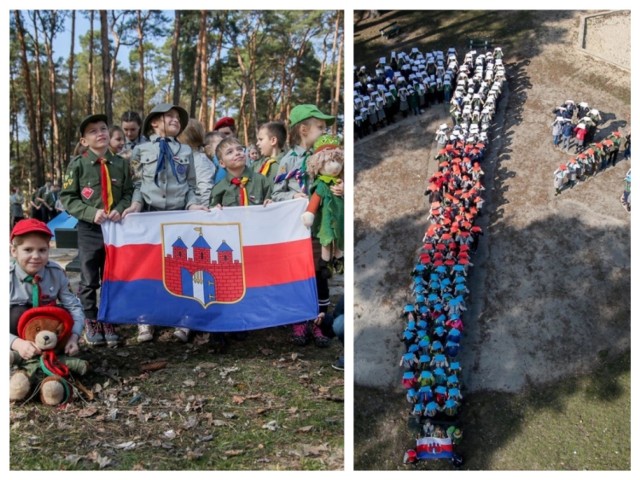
[[301, 134, 344, 277], [10, 306, 89, 406]]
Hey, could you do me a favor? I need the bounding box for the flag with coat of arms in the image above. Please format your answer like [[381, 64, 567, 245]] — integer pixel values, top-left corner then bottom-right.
[[98, 199, 318, 331]]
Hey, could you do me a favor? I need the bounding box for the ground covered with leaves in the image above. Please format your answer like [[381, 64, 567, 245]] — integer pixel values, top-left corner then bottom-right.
[[10, 323, 344, 470]]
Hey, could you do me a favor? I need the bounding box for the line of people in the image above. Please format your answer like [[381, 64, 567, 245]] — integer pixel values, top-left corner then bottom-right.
[[402, 46, 506, 467], [553, 130, 629, 196]]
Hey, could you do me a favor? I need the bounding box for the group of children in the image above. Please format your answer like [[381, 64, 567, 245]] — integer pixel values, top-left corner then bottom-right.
[[401, 45, 506, 465], [552, 129, 628, 196], [11, 101, 344, 367], [551, 100, 603, 152], [354, 44, 505, 144]]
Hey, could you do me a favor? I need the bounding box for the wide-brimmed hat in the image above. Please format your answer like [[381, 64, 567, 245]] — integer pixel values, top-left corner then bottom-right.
[[143, 103, 189, 137]]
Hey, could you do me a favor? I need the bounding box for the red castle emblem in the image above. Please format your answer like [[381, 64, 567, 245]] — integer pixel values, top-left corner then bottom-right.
[[162, 224, 245, 306]]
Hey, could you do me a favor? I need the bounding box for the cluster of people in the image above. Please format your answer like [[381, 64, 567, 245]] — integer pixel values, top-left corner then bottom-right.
[[551, 100, 604, 152], [9, 182, 63, 230], [402, 46, 505, 467], [11, 101, 345, 380], [553, 130, 628, 196], [353, 44, 506, 145]]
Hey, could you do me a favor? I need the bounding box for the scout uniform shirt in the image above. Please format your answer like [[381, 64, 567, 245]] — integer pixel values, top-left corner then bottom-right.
[[271, 145, 310, 202], [9, 261, 84, 348], [252, 151, 284, 184], [130, 134, 198, 210], [209, 167, 272, 207], [60, 149, 133, 222]]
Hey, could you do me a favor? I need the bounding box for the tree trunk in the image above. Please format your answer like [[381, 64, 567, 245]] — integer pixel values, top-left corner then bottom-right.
[[331, 11, 343, 133], [171, 10, 181, 106], [100, 10, 113, 123], [190, 33, 201, 118], [39, 11, 61, 183], [315, 29, 330, 105], [30, 12, 47, 180], [65, 10, 76, 166], [87, 11, 94, 113], [209, 18, 225, 130], [198, 11, 209, 123], [238, 82, 248, 146], [15, 11, 43, 186], [136, 10, 146, 113]]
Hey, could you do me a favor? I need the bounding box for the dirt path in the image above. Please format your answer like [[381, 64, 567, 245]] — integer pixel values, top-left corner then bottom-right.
[[354, 11, 630, 393]]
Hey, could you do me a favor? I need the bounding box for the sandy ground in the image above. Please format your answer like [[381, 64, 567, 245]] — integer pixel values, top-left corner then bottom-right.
[[354, 11, 630, 393]]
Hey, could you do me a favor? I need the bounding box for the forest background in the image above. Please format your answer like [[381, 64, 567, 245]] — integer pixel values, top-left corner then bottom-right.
[[9, 9, 344, 194]]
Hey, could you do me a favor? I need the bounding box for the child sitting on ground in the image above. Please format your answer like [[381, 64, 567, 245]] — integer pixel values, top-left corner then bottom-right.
[[10, 219, 84, 362]]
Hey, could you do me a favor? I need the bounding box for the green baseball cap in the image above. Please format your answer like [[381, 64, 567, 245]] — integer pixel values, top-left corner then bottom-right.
[[289, 104, 335, 127]]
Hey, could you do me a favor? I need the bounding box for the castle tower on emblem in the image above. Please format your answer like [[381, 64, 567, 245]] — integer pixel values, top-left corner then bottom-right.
[[163, 228, 245, 306]]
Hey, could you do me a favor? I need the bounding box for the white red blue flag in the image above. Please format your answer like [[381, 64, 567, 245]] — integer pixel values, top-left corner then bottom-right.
[[416, 436, 454, 460], [98, 199, 318, 331]]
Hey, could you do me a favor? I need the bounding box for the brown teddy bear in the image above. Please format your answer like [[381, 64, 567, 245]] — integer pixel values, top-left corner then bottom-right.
[[10, 306, 89, 406]]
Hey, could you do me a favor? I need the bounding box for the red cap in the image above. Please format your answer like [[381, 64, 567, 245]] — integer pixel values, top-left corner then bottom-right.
[[214, 116, 235, 131], [10, 218, 52, 242]]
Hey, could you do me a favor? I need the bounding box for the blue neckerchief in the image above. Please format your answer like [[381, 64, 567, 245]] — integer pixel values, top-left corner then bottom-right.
[[155, 137, 185, 187]]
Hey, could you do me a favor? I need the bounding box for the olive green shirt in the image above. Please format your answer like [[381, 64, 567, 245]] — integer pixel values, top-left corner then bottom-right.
[[252, 152, 284, 184], [209, 167, 272, 207], [60, 149, 133, 223]]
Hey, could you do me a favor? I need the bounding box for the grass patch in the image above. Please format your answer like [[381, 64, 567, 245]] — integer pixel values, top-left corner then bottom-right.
[[355, 350, 630, 470], [10, 325, 343, 470]]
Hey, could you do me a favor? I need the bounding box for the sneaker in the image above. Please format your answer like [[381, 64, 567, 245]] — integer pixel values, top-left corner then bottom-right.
[[291, 322, 310, 346], [137, 324, 154, 343], [311, 323, 331, 348], [331, 356, 344, 371], [173, 327, 190, 343], [83, 319, 105, 346], [101, 322, 120, 348]]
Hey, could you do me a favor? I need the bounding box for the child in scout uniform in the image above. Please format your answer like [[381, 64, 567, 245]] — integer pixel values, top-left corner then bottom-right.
[[10, 219, 84, 362], [60, 114, 134, 348], [271, 104, 340, 347], [122, 103, 208, 344], [207, 136, 272, 351], [209, 136, 273, 208], [254, 121, 287, 184]]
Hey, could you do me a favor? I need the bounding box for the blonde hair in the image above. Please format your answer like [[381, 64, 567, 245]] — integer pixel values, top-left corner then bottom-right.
[[178, 118, 206, 150]]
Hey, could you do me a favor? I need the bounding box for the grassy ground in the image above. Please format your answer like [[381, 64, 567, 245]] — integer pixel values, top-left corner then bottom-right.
[[355, 350, 630, 470], [10, 323, 344, 470]]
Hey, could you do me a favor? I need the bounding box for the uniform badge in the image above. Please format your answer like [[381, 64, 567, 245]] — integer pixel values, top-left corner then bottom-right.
[[176, 162, 187, 175], [81, 187, 94, 200]]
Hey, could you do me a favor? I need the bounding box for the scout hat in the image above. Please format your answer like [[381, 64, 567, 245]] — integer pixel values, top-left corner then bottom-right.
[[289, 104, 335, 127], [143, 103, 189, 137], [10, 218, 52, 242], [79, 114, 108, 136]]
